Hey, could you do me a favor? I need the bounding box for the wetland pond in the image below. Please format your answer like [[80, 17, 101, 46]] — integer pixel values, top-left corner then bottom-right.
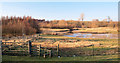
[[64, 33, 118, 39]]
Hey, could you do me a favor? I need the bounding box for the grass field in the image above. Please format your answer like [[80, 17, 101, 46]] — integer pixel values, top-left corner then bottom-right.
[[2, 55, 119, 61]]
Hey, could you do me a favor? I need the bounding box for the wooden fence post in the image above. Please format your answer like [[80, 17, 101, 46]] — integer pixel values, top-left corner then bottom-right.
[[49, 50, 51, 57], [43, 48, 46, 58], [14, 40, 16, 46], [39, 44, 41, 56], [51, 49, 52, 57], [92, 44, 94, 57], [28, 41, 32, 56], [57, 44, 59, 56], [5, 40, 6, 45]]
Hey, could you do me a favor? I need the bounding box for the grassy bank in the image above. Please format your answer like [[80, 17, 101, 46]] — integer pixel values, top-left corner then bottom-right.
[[41, 27, 118, 34]]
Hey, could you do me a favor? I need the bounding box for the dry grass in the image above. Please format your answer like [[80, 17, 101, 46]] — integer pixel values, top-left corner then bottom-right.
[[32, 39, 118, 48], [40, 28, 69, 32], [72, 27, 118, 34]]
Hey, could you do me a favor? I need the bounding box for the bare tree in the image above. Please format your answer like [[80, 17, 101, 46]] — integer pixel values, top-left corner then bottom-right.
[[80, 13, 84, 21], [108, 16, 110, 22]]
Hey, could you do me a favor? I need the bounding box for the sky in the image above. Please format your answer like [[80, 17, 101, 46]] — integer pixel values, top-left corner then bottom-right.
[[0, 2, 118, 21], [0, 0, 119, 2]]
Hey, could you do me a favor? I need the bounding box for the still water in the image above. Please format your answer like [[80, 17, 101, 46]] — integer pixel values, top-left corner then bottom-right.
[[64, 33, 118, 39]]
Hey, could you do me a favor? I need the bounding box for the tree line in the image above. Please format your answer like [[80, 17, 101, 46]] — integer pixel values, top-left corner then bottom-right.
[[39, 20, 118, 29]]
